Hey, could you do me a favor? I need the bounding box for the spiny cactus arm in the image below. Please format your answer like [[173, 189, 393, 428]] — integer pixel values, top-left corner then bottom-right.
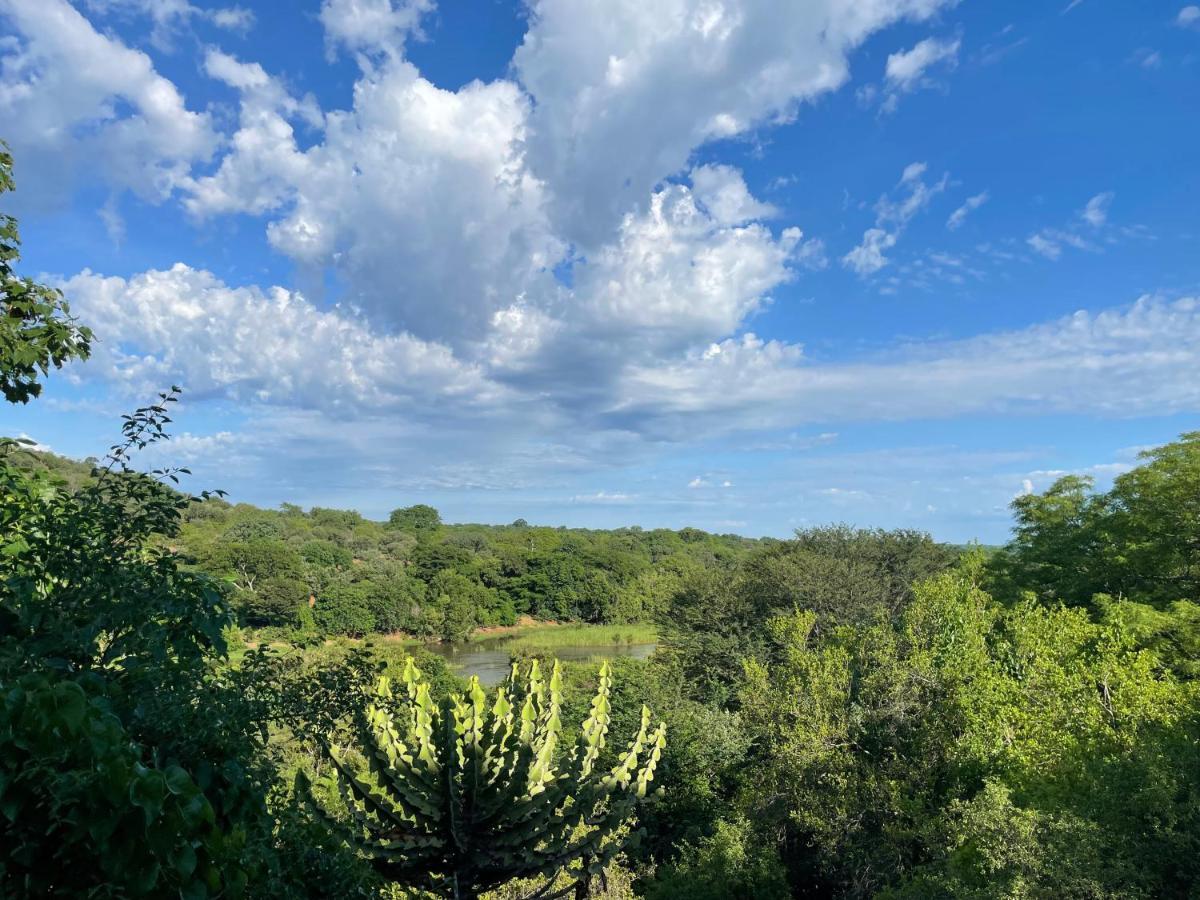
[[319, 739, 420, 834], [527, 661, 564, 794], [527, 806, 635, 878], [530, 713, 666, 871], [603, 707, 658, 790], [333, 775, 441, 853], [297, 770, 446, 871], [411, 680, 441, 773], [400, 657, 423, 702], [512, 871, 585, 900], [571, 660, 613, 781], [358, 703, 443, 822], [635, 722, 667, 798], [462, 676, 489, 811]]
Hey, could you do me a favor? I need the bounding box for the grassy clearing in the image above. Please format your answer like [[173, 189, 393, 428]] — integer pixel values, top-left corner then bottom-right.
[[497, 623, 657, 651]]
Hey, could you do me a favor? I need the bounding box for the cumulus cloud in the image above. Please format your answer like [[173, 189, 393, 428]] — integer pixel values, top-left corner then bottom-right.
[[513, 0, 954, 244], [186, 58, 562, 344], [0, 0, 217, 202], [58, 264, 498, 413], [946, 190, 989, 230], [4, 0, 949, 372], [843, 162, 947, 274], [573, 171, 799, 344], [319, 0, 434, 58], [181, 49, 321, 216], [1178, 5, 1200, 27]]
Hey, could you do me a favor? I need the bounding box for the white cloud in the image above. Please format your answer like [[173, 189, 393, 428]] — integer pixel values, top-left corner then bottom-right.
[[1081, 191, 1114, 227], [572, 490, 635, 504], [573, 170, 799, 344], [1027, 191, 1115, 260], [83, 0, 255, 47], [842, 228, 899, 275], [13, 432, 52, 453], [514, 0, 954, 244], [1178, 5, 1200, 27], [689, 163, 776, 226], [1132, 48, 1162, 69], [884, 35, 960, 90], [1027, 233, 1062, 260], [946, 190, 989, 230], [210, 6, 254, 31], [319, 0, 434, 58], [862, 34, 961, 113], [181, 50, 320, 216], [687, 476, 708, 489], [843, 161, 947, 274], [611, 295, 1200, 438], [59, 264, 498, 413], [186, 58, 563, 345], [0, 0, 217, 201]]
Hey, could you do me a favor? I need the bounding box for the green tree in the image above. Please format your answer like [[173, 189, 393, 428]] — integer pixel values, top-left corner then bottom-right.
[[388, 503, 442, 535], [738, 570, 1200, 898], [0, 142, 92, 403], [658, 527, 955, 706], [300, 658, 665, 900], [642, 818, 788, 900], [990, 432, 1200, 612]]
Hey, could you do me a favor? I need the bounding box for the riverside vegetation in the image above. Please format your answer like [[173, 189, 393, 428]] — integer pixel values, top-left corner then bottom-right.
[[2, 144, 1199, 897]]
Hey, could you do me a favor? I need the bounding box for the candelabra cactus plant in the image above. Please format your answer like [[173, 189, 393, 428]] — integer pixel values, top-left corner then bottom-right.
[[299, 657, 666, 899]]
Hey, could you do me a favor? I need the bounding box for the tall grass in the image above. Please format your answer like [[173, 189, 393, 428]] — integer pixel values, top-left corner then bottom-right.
[[497, 623, 657, 651]]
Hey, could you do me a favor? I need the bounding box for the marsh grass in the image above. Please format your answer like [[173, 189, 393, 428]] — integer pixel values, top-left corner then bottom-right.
[[496, 623, 657, 651]]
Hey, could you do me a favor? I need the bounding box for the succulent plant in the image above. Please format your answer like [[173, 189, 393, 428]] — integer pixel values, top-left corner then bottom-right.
[[300, 657, 665, 899]]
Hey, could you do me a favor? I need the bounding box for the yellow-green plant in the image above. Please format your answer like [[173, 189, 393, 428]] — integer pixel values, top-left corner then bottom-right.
[[300, 658, 665, 900]]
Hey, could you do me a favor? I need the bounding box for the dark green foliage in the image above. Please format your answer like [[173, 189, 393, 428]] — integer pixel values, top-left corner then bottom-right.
[[389, 503, 443, 534], [0, 142, 93, 403], [314, 581, 377, 636], [0, 389, 282, 897], [658, 525, 956, 706], [300, 539, 354, 570], [0, 673, 240, 897], [150, 488, 757, 638], [302, 658, 665, 899], [641, 818, 789, 900], [242, 576, 310, 627], [741, 525, 956, 626]]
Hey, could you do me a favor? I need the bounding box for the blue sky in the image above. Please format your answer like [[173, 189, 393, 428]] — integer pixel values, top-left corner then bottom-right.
[[1, 0, 1198, 542]]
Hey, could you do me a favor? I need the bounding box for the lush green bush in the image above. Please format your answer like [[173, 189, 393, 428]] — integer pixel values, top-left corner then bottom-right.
[[0, 674, 240, 898], [737, 569, 1200, 898]]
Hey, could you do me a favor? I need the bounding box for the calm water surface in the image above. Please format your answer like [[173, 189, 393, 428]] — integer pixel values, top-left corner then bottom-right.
[[424, 637, 657, 687]]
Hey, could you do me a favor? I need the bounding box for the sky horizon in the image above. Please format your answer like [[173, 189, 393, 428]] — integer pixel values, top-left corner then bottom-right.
[[1, 0, 1198, 543]]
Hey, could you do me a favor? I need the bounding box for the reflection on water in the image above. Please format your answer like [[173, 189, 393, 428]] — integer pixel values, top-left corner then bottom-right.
[[424, 637, 657, 687]]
